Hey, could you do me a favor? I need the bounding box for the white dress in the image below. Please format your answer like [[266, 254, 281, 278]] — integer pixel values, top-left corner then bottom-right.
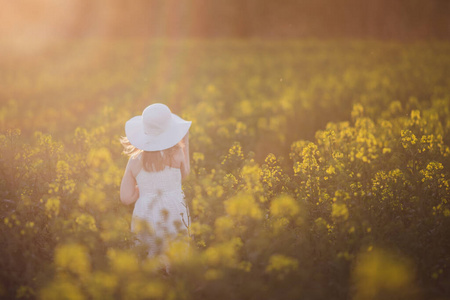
[[131, 164, 189, 256]]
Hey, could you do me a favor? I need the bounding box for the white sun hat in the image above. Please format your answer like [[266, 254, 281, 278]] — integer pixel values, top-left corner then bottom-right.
[[125, 103, 191, 151]]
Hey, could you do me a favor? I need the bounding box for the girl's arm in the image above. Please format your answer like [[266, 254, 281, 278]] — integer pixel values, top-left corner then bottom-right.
[[181, 132, 190, 179], [120, 158, 140, 205]]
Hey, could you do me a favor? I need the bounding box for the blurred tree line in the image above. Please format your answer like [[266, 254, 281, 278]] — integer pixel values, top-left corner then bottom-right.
[[74, 0, 450, 39]]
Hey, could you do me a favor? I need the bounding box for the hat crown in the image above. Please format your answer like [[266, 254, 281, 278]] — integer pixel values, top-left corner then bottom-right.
[[125, 102, 191, 151], [142, 103, 172, 136]]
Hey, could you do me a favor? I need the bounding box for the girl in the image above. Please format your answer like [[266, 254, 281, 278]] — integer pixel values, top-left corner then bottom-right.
[[120, 103, 191, 258]]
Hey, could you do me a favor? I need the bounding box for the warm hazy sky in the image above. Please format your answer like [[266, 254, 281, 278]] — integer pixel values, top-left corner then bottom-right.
[[1, 0, 448, 56]]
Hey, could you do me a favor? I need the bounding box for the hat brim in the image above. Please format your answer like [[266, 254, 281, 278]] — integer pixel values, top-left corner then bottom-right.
[[125, 113, 191, 151]]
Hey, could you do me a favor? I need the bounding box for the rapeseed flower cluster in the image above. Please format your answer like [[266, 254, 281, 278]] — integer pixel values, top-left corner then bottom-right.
[[1, 40, 450, 300], [265, 254, 299, 280], [224, 193, 263, 221], [353, 249, 416, 300]]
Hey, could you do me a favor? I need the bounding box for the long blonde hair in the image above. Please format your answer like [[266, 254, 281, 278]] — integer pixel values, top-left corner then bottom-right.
[[120, 136, 183, 172]]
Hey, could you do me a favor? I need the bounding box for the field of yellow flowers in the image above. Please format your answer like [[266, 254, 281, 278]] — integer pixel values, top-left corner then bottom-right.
[[1, 40, 450, 300]]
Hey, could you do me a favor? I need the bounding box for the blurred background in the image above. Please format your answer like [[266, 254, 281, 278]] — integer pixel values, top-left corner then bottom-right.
[[1, 0, 449, 150], [1, 0, 449, 55]]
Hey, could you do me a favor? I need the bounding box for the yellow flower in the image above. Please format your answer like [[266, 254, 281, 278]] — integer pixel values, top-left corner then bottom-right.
[[239, 100, 253, 116], [78, 186, 107, 212], [45, 197, 60, 218], [353, 249, 415, 300], [87, 147, 112, 170], [223, 173, 238, 189], [272, 217, 290, 234], [234, 122, 247, 134], [166, 239, 195, 266], [190, 221, 212, 236], [202, 238, 243, 268], [293, 142, 320, 175], [351, 103, 364, 120], [224, 193, 263, 220], [55, 244, 90, 277], [214, 216, 234, 240], [411, 109, 421, 122], [401, 130, 418, 148], [270, 194, 300, 218], [193, 152, 205, 164], [107, 249, 138, 275], [75, 214, 98, 232], [240, 164, 263, 192], [332, 203, 349, 221], [221, 142, 244, 165], [326, 165, 336, 175], [265, 254, 298, 279]]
